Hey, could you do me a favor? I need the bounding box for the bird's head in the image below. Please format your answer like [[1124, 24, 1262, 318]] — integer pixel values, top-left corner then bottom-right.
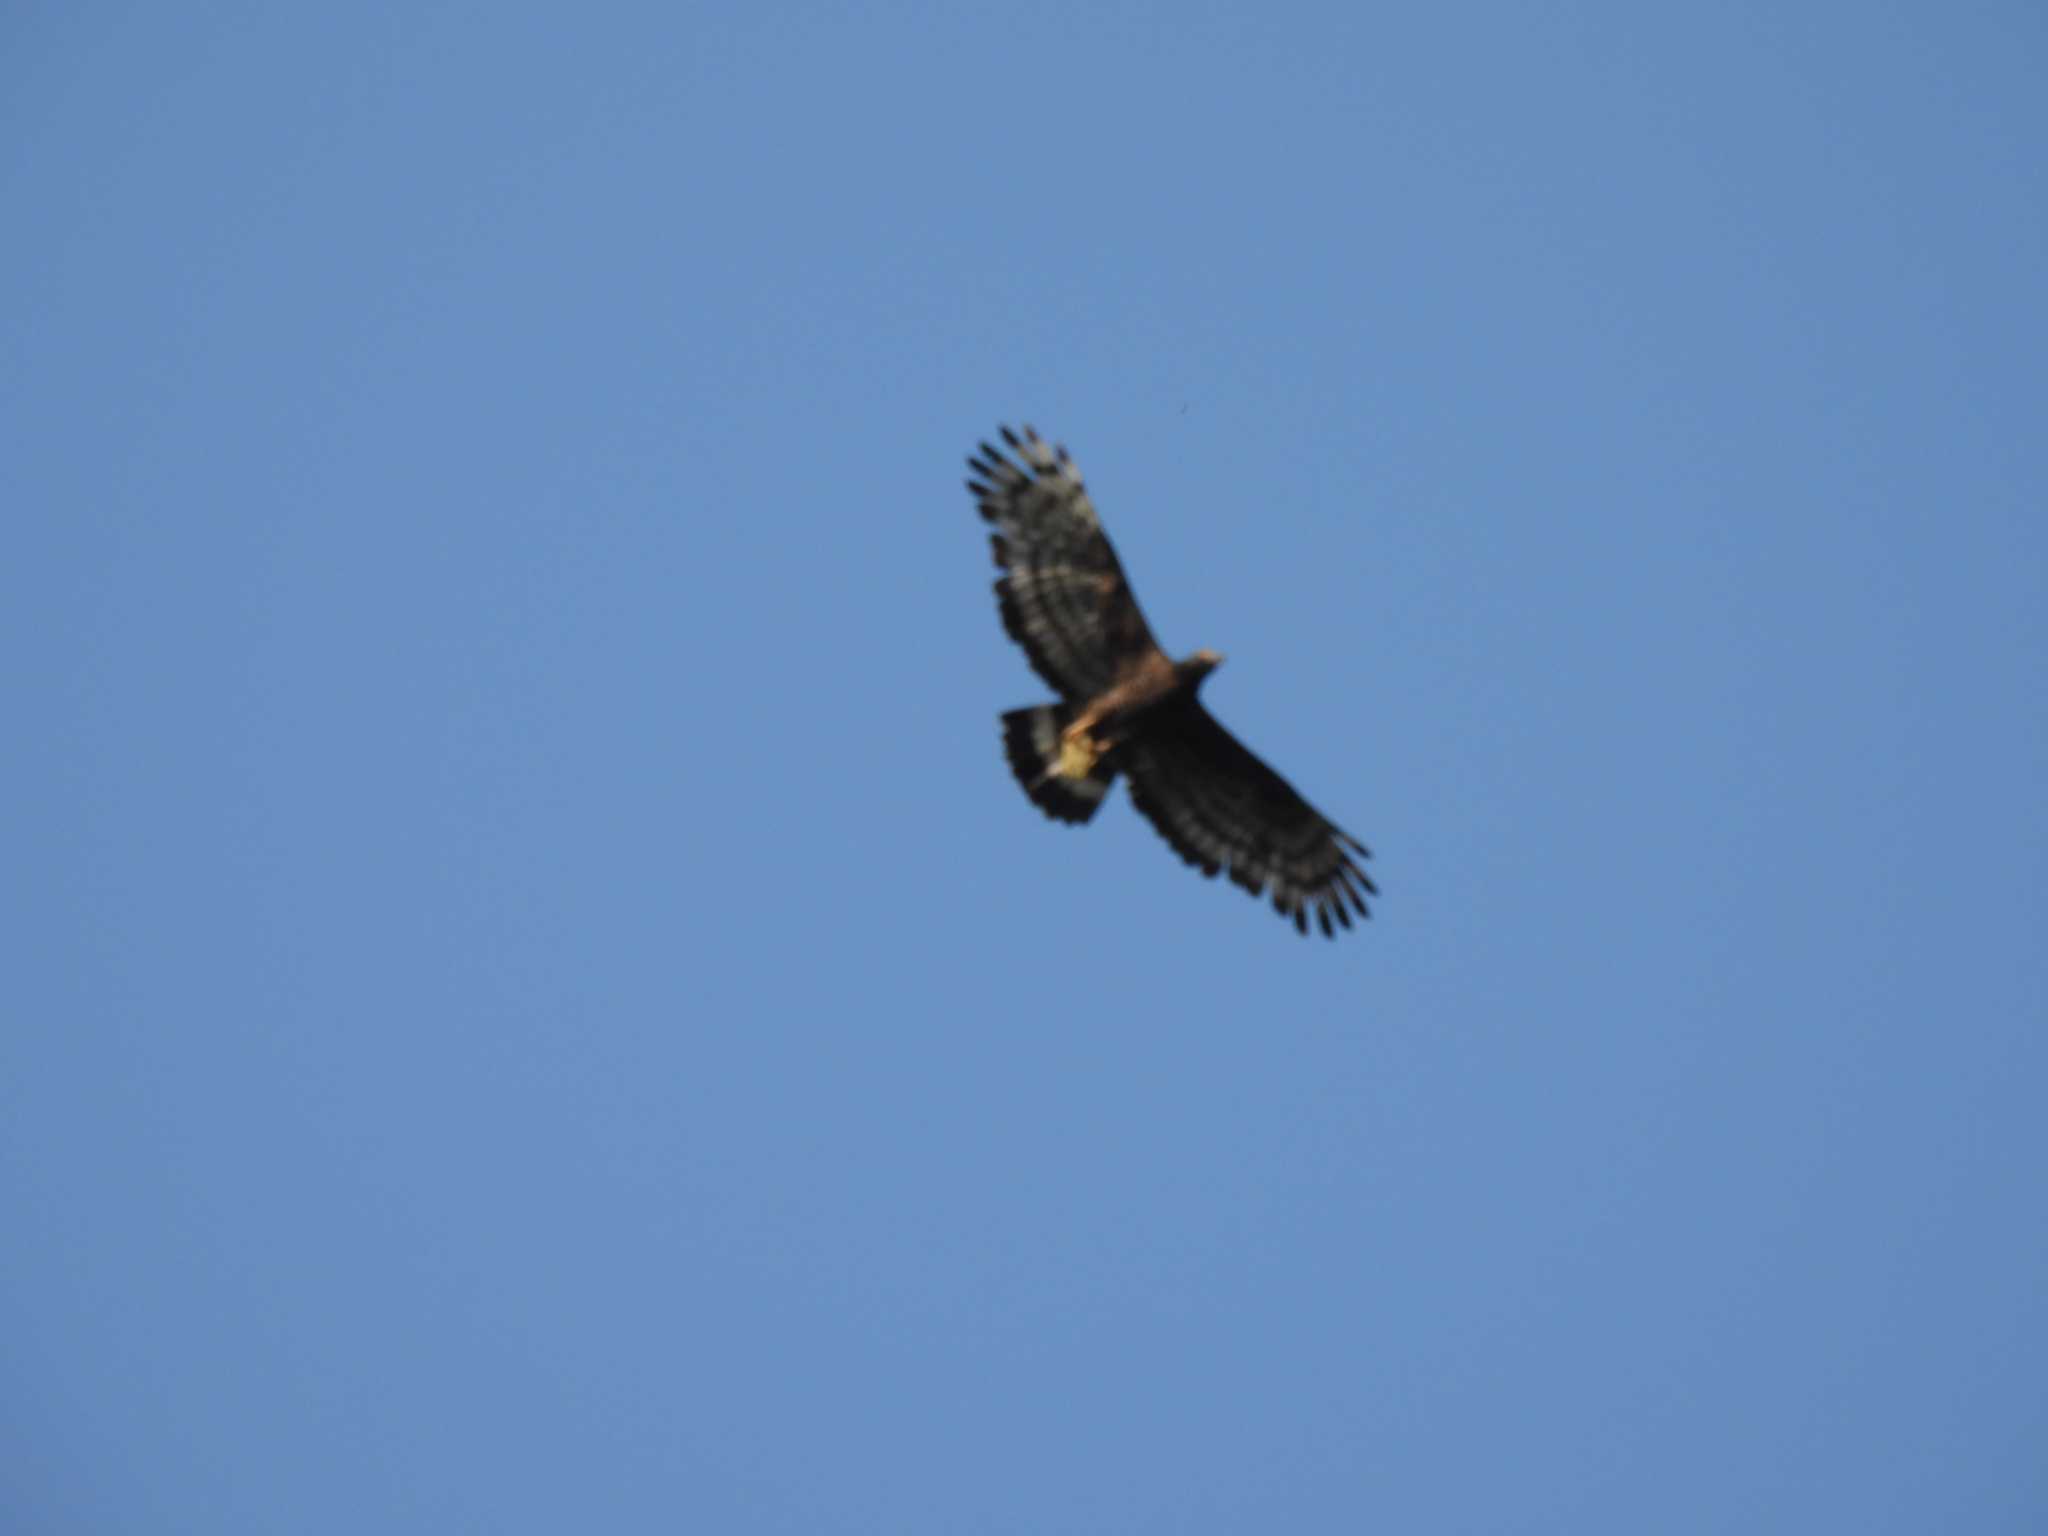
[[1178, 648, 1226, 687]]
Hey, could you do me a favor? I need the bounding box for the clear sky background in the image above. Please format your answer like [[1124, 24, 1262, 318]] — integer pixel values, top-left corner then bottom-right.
[[8, 4, 2046, 1532]]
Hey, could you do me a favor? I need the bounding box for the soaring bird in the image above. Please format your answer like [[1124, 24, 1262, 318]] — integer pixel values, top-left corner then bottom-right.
[[967, 426, 1375, 937]]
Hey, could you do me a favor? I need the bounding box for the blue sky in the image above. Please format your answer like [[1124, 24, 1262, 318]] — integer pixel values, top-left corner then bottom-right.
[[7, 3, 2046, 1531]]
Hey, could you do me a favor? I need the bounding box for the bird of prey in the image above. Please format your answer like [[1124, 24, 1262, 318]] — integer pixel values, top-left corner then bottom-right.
[[967, 425, 1375, 937]]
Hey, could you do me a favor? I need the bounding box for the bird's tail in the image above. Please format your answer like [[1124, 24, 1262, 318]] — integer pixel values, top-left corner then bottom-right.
[[1001, 704, 1117, 825]]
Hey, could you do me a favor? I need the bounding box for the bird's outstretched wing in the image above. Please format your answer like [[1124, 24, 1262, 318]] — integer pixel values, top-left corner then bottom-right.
[[1123, 701, 1376, 937], [966, 425, 1163, 700]]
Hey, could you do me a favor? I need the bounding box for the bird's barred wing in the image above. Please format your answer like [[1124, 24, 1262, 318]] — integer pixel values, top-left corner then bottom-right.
[[1124, 702, 1376, 937], [966, 425, 1162, 699]]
